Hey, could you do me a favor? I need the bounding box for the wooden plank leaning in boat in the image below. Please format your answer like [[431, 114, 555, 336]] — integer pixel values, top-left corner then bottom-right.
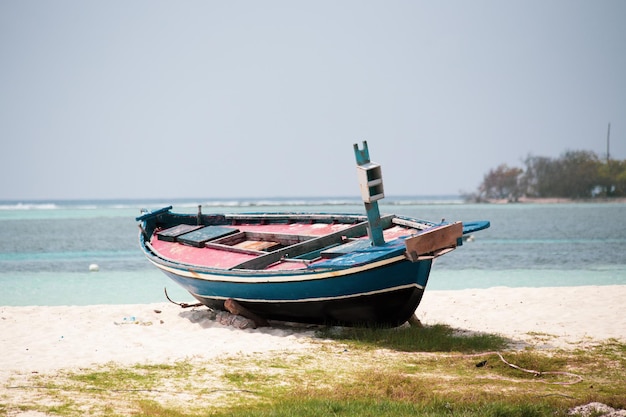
[[231, 215, 396, 271], [403, 222, 463, 262]]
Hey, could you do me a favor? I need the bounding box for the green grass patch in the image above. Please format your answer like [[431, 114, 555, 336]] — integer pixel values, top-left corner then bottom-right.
[[2, 334, 624, 417], [209, 398, 559, 417], [317, 323, 509, 352]]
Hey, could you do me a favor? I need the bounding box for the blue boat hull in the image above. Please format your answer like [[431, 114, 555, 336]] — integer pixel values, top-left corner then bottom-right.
[[136, 208, 489, 326], [155, 255, 433, 326]]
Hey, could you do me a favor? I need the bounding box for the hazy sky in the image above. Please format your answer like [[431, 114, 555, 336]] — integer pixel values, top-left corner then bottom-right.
[[1, 1, 625, 200]]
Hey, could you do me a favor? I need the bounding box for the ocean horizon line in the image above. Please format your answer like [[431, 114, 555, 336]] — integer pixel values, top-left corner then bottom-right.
[[0, 195, 465, 210]]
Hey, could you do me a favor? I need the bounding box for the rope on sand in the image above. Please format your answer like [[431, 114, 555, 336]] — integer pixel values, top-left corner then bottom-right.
[[164, 287, 203, 309]]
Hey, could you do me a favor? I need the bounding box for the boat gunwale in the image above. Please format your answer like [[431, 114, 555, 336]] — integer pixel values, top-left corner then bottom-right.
[[146, 244, 410, 283], [137, 210, 452, 280], [139, 211, 417, 270]]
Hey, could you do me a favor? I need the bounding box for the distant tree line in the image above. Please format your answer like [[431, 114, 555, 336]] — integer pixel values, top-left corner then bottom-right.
[[467, 150, 626, 202]]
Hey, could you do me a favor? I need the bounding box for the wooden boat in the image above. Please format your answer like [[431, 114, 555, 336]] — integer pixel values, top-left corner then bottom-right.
[[136, 142, 489, 326]]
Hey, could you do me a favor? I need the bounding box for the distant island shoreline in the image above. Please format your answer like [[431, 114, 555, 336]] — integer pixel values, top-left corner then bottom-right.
[[480, 196, 626, 204]]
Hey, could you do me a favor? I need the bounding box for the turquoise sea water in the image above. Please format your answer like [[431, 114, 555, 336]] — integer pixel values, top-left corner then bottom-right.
[[1, 197, 625, 306]]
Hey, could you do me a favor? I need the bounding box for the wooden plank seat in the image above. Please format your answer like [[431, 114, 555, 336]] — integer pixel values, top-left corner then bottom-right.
[[234, 240, 282, 252], [212, 231, 314, 247], [177, 226, 240, 247], [202, 230, 315, 257], [157, 224, 203, 242]]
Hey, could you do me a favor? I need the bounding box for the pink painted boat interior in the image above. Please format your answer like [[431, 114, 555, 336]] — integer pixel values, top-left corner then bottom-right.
[[149, 222, 415, 271]]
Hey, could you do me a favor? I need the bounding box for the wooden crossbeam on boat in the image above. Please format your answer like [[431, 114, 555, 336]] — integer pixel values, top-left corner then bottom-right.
[[403, 222, 463, 262], [391, 217, 433, 231]]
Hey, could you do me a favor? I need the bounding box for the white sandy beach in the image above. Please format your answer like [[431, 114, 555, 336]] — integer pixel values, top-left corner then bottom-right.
[[417, 285, 626, 349], [1, 285, 625, 382]]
